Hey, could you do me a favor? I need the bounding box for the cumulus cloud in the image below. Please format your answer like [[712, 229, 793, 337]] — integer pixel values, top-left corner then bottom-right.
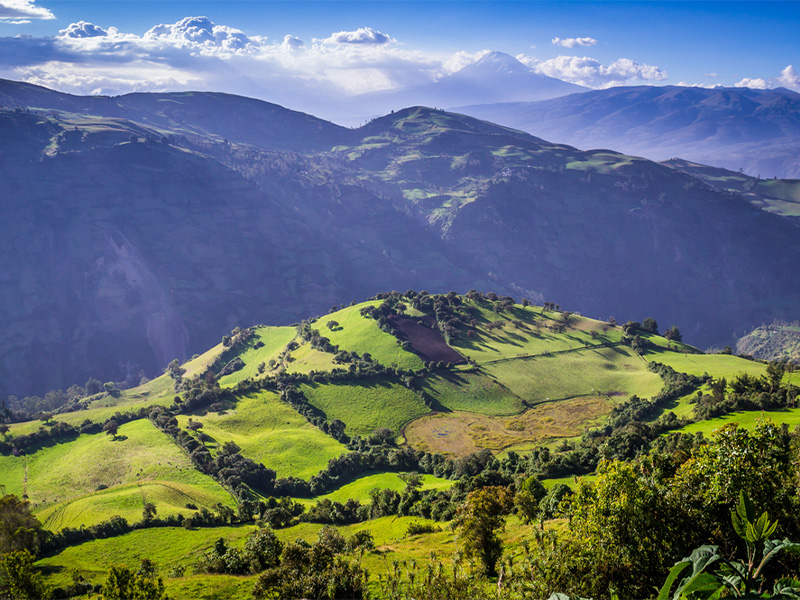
[[552, 37, 597, 48], [735, 77, 769, 89], [777, 65, 800, 89], [517, 53, 667, 88], [144, 16, 264, 53], [59, 21, 108, 39], [0, 0, 54, 22], [324, 27, 393, 45], [282, 34, 303, 50]]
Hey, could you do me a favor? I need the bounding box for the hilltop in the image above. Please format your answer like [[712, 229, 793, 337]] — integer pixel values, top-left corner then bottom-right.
[[2, 81, 800, 396]]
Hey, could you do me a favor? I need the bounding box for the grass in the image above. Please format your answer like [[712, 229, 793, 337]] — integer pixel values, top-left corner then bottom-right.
[[36, 514, 554, 599], [0, 419, 234, 530], [421, 371, 525, 416], [176, 391, 347, 479], [314, 304, 423, 370], [542, 474, 598, 490], [673, 409, 800, 437], [405, 396, 611, 457], [643, 349, 769, 380], [295, 472, 455, 506], [301, 378, 431, 436], [451, 302, 622, 364], [482, 345, 663, 404], [284, 342, 337, 374], [217, 326, 296, 386]]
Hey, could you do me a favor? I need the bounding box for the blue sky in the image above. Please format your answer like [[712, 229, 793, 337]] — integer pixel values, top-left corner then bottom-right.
[[0, 0, 798, 116]]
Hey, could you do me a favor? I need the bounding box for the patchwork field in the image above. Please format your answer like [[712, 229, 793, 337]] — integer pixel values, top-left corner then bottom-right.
[[296, 472, 455, 506], [176, 391, 347, 479], [313, 304, 424, 370], [451, 303, 622, 364], [672, 408, 800, 437], [301, 378, 431, 436], [483, 345, 663, 404], [643, 350, 769, 379], [217, 326, 296, 386], [405, 395, 611, 456], [421, 370, 525, 415], [0, 419, 234, 529]]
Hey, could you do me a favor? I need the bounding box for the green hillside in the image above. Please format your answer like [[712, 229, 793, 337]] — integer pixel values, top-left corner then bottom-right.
[[1, 291, 796, 600]]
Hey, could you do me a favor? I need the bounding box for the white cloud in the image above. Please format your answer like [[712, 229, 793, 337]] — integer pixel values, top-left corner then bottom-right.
[[0, 0, 54, 22], [777, 65, 800, 90], [735, 77, 768, 89], [552, 36, 597, 48], [324, 27, 393, 45], [676, 81, 721, 89], [517, 53, 667, 88], [59, 21, 108, 39], [704, 72, 718, 78], [144, 16, 264, 53], [282, 34, 303, 51]]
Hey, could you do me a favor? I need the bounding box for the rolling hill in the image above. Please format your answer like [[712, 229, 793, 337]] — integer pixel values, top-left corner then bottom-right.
[[1, 291, 797, 599], [2, 80, 800, 398]]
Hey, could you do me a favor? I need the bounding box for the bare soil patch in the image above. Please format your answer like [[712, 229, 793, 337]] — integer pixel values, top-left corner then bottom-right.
[[387, 315, 466, 364]]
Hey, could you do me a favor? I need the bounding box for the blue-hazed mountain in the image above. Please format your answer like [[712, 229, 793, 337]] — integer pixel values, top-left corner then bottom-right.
[[1, 80, 799, 397], [454, 85, 800, 178], [343, 52, 586, 124]]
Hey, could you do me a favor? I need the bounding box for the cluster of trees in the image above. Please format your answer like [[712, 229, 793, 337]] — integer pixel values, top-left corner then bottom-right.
[[693, 361, 798, 420]]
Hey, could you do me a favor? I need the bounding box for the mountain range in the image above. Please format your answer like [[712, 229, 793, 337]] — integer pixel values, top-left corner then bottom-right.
[[455, 85, 800, 179], [1, 78, 800, 397]]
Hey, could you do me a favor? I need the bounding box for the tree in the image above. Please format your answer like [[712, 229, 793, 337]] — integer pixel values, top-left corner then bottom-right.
[[38, 412, 53, 426], [0, 550, 48, 600], [103, 420, 119, 439], [664, 325, 683, 342], [514, 475, 546, 524], [642, 317, 659, 334], [142, 502, 157, 522], [454, 486, 513, 576], [100, 563, 168, 600], [0, 495, 47, 556]]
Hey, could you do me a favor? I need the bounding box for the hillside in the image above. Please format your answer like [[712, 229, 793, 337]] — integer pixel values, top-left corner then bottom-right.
[[3, 292, 799, 599], [454, 85, 800, 178], [2, 81, 800, 396], [736, 320, 800, 363]]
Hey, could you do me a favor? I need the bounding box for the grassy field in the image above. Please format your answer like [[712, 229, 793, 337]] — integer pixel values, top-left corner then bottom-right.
[[483, 345, 663, 404], [0, 419, 234, 529], [405, 396, 611, 456], [284, 342, 337, 374], [296, 472, 455, 506], [643, 349, 769, 380], [673, 409, 800, 437], [451, 303, 622, 364], [217, 326, 296, 386], [421, 371, 525, 416], [36, 513, 550, 599], [313, 304, 424, 370], [176, 391, 347, 479], [301, 378, 431, 436]]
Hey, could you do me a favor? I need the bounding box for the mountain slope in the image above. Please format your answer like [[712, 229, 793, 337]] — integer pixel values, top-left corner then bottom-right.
[[454, 85, 800, 178], [2, 83, 800, 395]]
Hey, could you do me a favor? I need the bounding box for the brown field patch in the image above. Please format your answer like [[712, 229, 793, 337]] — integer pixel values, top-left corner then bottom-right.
[[387, 315, 466, 364], [404, 396, 611, 457]]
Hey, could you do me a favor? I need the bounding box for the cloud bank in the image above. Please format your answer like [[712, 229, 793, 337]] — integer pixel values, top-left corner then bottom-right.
[[517, 53, 667, 88], [0, 0, 54, 23], [552, 37, 597, 48]]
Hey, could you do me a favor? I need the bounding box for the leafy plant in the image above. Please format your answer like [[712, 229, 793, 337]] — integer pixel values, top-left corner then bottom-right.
[[658, 491, 800, 600]]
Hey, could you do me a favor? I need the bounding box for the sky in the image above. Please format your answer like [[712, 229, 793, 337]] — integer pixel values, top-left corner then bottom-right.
[[0, 0, 798, 119]]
